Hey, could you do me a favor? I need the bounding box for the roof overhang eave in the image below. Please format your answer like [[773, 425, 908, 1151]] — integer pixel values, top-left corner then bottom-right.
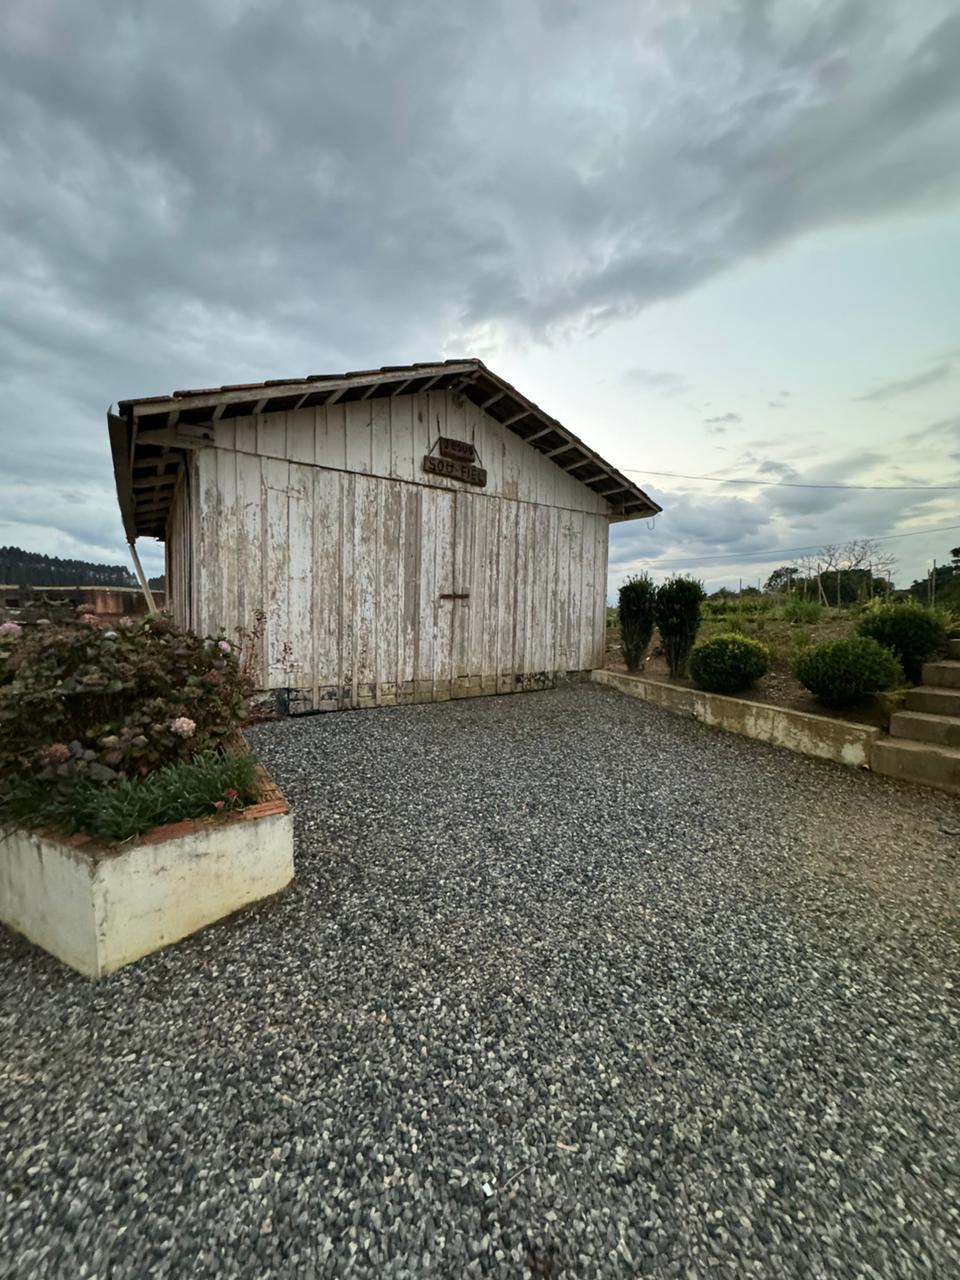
[[112, 357, 663, 533], [108, 410, 139, 543]]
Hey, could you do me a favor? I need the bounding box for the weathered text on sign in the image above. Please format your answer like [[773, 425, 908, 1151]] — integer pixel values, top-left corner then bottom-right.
[[423, 455, 488, 486], [438, 436, 476, 462]]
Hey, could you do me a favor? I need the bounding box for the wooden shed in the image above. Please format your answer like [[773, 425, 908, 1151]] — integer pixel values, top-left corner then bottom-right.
[[109, 359, 660, 711]]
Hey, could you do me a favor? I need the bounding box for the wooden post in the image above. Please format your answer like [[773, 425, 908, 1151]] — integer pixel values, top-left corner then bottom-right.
[[127, 540, 157, 614]]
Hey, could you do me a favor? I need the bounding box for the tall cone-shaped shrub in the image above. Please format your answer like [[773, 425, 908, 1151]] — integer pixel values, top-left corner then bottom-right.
[[655, 577, 705, 678], [618, 575, 656, 671]]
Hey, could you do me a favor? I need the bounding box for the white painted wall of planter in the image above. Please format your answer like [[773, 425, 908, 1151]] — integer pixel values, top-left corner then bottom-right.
[[0, 795, 293, 978]]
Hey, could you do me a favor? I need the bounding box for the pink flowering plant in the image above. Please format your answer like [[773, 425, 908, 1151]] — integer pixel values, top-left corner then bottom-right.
[[212, 785, 242, 815], [0, 614, 255, 837]]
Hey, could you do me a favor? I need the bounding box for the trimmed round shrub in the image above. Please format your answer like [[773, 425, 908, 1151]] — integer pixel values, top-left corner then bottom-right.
[[794, 636, 903, 706], [654, 577, 705, 678], [690, 633, 770, 694], [618, 575, 656, 671], [856, 602, 947, 683]]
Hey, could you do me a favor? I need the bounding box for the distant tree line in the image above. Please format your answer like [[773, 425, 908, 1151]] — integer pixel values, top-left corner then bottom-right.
[[0, 545, 166, 593], [0, 545, 137, 588], [755, 541, 959, 608], [906, 546, 960, 609], [760, 539, 897, 605]]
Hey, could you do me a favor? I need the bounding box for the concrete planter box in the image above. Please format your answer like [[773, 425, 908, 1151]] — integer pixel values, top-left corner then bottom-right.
[[0, 765, 293, 978], [593, 669, 880, 768]]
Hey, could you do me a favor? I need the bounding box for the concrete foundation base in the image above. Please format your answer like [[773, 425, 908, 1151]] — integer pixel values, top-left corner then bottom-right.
[[257, 669, 592, 714]]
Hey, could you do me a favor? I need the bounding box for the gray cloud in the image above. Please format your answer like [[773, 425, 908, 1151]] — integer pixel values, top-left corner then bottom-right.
[[609, 443, 958, 592], [703, 412, 742, 428], [856, 360, 955, 403], [1, 0, 959, 569], [903, 414, 960, 444], [755, 460, 798, 478], [622, 368, 689, 396]]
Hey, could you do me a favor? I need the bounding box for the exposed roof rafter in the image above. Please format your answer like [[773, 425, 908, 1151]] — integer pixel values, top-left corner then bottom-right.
[[110, 358, 660, 538]]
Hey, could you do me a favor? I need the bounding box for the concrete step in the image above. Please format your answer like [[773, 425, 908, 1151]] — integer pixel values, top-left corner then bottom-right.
[[922, 660, 960, 689], [890, 710, 960, 748], [904, 685, 960, 716], [871, 738, 960, 797], [949, 638, 960, 660]]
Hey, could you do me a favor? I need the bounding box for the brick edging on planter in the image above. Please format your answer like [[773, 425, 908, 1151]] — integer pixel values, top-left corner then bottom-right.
[[136, 770, 288, 846], [592, 669, 880, 769], [32, 741, 289, 859]]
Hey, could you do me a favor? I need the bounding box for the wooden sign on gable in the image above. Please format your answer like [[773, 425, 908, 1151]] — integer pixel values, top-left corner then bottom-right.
[[423, 438, 487, 486]]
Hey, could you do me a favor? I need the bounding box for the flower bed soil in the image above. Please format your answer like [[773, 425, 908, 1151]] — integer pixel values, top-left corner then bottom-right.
[[605, 624, 899, 730]]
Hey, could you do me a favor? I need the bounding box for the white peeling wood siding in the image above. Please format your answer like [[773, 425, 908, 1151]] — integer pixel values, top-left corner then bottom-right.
[[165, 469, 195, 630], [181, 390, 611, 708]]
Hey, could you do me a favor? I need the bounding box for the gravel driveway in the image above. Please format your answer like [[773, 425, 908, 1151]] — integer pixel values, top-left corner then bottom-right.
[[2, 685, 959, 1279]]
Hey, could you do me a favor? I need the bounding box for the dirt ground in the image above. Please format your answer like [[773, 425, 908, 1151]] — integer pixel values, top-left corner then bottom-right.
[[605, 618, 899, 728]]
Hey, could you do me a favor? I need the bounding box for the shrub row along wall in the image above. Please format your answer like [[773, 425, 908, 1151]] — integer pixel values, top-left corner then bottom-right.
[[592, 670, 880, 768]]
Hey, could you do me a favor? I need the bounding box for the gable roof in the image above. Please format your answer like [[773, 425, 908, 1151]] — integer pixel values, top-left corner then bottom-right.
[[109, 358, 661, 539]]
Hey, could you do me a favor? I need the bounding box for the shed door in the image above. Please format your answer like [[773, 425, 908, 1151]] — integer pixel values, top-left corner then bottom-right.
[[418, 487, 482, 699]]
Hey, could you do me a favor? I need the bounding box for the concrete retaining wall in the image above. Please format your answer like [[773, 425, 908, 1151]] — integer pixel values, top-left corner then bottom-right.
[[0, 773, 294, 978], [592, 669, 880, 769]]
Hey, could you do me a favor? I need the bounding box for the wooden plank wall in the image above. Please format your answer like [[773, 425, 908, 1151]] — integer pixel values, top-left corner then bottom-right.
[[184, 390, 612, 707], [219, 389, 610, 514], [164, 470, 194, 629]]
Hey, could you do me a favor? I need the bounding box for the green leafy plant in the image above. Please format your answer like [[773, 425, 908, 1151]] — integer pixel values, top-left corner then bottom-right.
[[618, 575, 656, 671], [0, 751, 259, 843], [794, 636, 904, 706], [689, 633, 770, 695], [856, 602, 947, 683], [0, 615, 250, 790], [779, 598, 824, 625], [654, 577, 705, 678]]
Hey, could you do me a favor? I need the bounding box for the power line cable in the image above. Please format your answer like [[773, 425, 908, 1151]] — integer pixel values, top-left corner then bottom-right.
[[625, 521, 960, 569], [623, 468, 960, 492]]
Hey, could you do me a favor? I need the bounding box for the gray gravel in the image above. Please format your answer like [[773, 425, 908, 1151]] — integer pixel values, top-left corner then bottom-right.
[[2, 684, 959, 1279]]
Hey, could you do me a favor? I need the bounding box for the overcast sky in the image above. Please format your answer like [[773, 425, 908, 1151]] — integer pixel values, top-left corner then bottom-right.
[[1, 0, 958, 595]]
